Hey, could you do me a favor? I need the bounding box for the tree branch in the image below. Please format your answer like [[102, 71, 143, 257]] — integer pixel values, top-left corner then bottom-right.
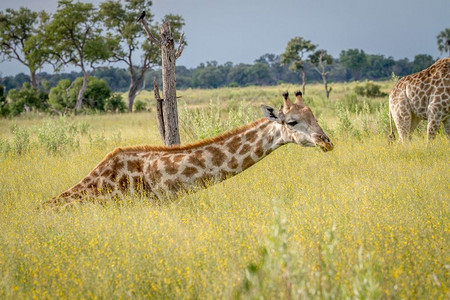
[[153, 78, 165, 141], [175, 32, 185, 59], [140, 19, 161, 46]]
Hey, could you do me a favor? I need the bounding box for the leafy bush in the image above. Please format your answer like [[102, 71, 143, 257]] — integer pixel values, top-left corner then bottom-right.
[[7, 83, 48, 116], [0, 137, 11, 155], [336, 93, 359, 113], [354, 82, 387, 98], [37, 118, 82, 154], [134, 100, 147, 112], [105, 93, 126, 113], [11, 124, 31, 155], [49, 77, 112, 112], [335, 102, 358, 137]]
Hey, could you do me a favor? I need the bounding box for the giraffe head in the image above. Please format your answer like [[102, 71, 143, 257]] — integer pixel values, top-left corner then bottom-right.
[[261, 91, 334, 151]]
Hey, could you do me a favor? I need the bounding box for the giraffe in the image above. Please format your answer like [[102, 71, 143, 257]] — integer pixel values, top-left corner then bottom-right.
[[389, 58, 450, 141], [42, 91, 333, 208]]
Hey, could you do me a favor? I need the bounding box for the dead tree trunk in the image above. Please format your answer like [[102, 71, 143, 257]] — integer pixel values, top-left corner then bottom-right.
[[153, 78, 165, 141], [301, 69, 306, 95], [141, 18, 185, 146], [312, 52, 332, 99]]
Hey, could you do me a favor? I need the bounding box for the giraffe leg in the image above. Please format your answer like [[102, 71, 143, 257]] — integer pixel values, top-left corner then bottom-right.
[[390, 95, 412, 142], [427, 103, 444, 140], [391, 110, 411, 142]]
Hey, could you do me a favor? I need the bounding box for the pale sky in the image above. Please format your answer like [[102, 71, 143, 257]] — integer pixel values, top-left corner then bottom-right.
[[0, 0, 449, 76]]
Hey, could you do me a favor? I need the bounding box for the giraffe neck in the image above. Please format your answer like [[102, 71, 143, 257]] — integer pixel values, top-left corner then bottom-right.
[[197, 118, 286, 181]]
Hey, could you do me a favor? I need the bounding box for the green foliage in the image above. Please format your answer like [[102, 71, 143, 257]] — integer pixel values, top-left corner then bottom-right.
[[36, 118, 86, 154], [376, 102, 391, 135], [339, 49, 367, 81], [0, 7, 49, 87], [179, 99, 258, 141], [82, 77, 111, 110], [281, 36, 317, 72], [49, 77, 111, 112], [237, 206, 382, 299], [335, 101, 357, 137], [436, 28, 450, 56], [354, 82, 387, 98], [336, 92, 360, 113], [7, 83, 48, 116], [105, 93, 126, 113], [133, 100, 147, 112], [412, 54, 435, 73], [0, 84, 9, 117], [44, 0, 114, 71], [48, 79, 75, 111], [11, 124, 31, 155]]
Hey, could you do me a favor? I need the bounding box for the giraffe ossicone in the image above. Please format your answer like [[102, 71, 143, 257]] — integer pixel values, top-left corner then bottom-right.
[[389, 58, 450, 141], [42, 91, 333, 208]]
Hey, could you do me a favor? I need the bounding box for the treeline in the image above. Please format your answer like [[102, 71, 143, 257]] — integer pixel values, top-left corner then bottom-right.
[[1, 52, 437, 92]]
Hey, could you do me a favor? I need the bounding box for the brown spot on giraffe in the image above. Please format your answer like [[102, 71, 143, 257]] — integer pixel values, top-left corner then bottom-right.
[[254, 140, 264, 157], [226, 136, 241, 153], [206, 146, 226, 167], [182, 166, 198, 177], [227, 156, 239, 169], [245, 130, 258, 143], [241, 155, 255, 170], [128, 160, 143, 173], [188, 151, 206, 169]]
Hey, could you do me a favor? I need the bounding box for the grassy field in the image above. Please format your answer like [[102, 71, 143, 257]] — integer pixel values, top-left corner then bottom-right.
[[0, 82, 448, 299]]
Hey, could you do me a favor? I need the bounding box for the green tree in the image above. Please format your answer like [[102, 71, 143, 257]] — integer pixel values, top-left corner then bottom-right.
[[48, 79, 76, 112], [339, 49, 367, 81], [0, 7, 49, 88], [105, 93, 126, 113], [436, 28, 450, 57], [44, 0, 115, 113], [100, 0, 185, 111], [49, 77, 111, 112], [281, 37, 317, 94], [364, 54, 395, 79], [81, 77, 111, 111], [309, 49, 333, 98], [412, 54, 434, 73], [7, 82, 48, 116], [0, 84, 9, 117]]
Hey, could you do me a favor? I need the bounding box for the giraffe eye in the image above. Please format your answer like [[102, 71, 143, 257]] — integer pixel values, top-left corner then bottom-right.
[[287, 121, 298, 126]]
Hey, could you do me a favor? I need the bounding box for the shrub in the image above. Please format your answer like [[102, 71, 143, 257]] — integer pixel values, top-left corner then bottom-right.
[[134, 100, 147, 112], [354, 82, 387, 98], [37, 118, 81, 154], [11, 124, 31, 155], [336, 93, 359, 113], [105, 93, 126, 113]]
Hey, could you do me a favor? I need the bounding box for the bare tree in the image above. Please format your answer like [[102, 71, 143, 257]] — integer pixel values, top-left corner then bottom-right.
[[309, 50, 333, 99], [140, 17, 185, 146]]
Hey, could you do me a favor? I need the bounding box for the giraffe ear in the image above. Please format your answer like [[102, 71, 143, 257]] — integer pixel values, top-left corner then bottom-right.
[[261, 105, 283, 123]]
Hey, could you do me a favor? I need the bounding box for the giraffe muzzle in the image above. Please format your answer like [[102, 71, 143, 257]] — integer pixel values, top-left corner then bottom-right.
[[313, 134, 334, 152]]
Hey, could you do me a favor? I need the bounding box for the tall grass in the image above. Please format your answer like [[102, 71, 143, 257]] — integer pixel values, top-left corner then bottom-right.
[[0, 82, 448, 299]]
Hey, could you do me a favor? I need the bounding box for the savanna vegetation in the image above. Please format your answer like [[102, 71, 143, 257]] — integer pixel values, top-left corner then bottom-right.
[[0, 82, 448, 299]]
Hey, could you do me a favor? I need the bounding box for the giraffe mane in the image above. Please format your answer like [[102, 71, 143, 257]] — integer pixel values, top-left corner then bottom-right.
[[106, 118, 268, 158]]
